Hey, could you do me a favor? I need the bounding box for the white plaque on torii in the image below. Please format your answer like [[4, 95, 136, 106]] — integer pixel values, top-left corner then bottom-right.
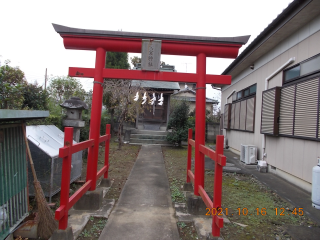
[[141, 39, 161, 71]]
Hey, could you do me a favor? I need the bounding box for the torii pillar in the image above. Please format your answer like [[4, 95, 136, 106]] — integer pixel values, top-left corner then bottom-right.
[[53, 23, 249, 197]]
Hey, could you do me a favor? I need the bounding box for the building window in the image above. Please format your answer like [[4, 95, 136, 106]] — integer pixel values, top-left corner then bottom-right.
[[224, 84, 256, 132], [261, 54, 320, 141], [283, 53, 320, 84], [226, 96, 255, 132], [249, 84, 257, 94], [244, 89, 249, 97], [279, 75, 320, 140], [237, 91, 242, 100], [232, 84, 257, 102]]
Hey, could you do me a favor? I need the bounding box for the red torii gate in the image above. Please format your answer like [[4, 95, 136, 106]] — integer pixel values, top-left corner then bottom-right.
[[53, 24, 249, 235]]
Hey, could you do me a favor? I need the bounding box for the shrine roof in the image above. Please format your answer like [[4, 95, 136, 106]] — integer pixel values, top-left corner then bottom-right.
[[172, 88, 218, 104], [52, 24, 250, 45]]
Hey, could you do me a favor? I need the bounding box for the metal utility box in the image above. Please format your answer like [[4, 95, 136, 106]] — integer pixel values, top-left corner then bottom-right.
[[26, 125, 83, 201]]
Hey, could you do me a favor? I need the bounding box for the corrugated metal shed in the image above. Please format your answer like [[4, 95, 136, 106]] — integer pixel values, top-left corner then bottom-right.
[[26, 125, 82, 201], [0, 124, 28, 240], [0, 110, 48, 240]]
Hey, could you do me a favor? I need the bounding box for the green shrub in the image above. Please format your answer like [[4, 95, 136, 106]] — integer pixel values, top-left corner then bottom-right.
[[166, 101, 190, 146]]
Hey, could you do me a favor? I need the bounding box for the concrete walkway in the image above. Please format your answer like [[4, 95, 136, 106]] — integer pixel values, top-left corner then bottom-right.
[[98, 145, 179, 240]]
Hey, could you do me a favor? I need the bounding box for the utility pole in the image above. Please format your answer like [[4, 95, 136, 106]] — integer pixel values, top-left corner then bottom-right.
[[45, 68, 47, 90], [183, 62, 192, 73]]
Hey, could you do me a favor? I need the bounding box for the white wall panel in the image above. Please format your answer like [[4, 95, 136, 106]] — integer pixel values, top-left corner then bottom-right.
[[221, 16, 320, 185]]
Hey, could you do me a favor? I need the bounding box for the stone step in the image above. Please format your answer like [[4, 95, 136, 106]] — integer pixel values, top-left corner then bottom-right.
[[129, 138, 170, 145], [130, 129, 168, 135], [129, 142, 173, 146], [130, 134, 167, 140]]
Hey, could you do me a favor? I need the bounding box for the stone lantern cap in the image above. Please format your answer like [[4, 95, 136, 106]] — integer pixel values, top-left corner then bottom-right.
[[60, 97, 88, 110]]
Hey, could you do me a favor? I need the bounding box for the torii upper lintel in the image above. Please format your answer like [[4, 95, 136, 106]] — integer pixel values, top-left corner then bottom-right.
[[53, 23, 250, 58]]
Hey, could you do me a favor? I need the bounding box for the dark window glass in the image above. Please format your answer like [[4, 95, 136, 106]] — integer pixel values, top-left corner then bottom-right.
[[244, 89, 249, 97], [284, 65, 300, 82], [237, 91, 242, 100], [249, 84, 256, 94], [301, 55, 320, 76]]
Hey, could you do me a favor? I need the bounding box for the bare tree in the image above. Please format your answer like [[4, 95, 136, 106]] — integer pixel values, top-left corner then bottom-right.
[[103, 79, 145, 149]]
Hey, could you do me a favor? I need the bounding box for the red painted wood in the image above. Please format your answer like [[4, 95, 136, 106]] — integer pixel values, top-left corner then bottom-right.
[[57, 28, 243, 236], [187, 132, 226, 237], [214, 215, 224, 229], [59, 140, 94, 157], [55, 205, 65, 221], [199, 144, 216, 161], [198, 186, 213, 209], [218, 154, 227, 167], [86, 48, 105, 190], [58, 127, 73, 229], [187, 170, 195, 184], [62, 36, 241, 58], [68, 180, 92, 208], [212, 135, 224, 236], [188, 139, 195, 147], [96, 165, 108, 179], [99, 134, 110, 143], [194, 53, 206, 196], [69, 67, 232, 85]]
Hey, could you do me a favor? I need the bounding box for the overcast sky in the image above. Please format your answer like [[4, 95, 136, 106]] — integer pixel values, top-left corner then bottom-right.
[[0, 0, 293, 102]]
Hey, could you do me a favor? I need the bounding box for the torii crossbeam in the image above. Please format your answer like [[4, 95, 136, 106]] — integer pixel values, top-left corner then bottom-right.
[[53, 24, 249, 234]]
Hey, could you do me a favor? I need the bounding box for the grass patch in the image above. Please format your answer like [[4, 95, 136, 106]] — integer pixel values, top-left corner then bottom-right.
[[163, 146, 318, 240], [177, 222, 198, 240], [77, 217, 107, 239]]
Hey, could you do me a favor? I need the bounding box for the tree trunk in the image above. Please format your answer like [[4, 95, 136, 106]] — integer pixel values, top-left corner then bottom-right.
[[110, 109, 115, 137], [118, 121, 122, 150]]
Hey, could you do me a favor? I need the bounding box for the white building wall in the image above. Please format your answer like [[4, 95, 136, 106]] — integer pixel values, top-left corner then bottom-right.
[[222, 14, 320, 191]]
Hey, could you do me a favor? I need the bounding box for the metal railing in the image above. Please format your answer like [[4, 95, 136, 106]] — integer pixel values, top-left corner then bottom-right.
[[55, 124, 111, 230], [186, 128, 226, 237]]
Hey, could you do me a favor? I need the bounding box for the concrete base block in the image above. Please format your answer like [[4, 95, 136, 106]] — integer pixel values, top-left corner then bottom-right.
[[100, 178, 111, 187], [51, 227, 73, 240], [187, 192, 208, 215], [183, 182, 193, 191], [73, 188, 103, 211]]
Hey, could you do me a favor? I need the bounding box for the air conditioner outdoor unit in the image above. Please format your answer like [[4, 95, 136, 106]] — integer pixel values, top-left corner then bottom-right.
[[240, 144, 257, 164]]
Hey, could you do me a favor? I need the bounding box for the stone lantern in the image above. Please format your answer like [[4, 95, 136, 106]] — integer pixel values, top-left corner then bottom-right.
[[60, 97, 88, 142]]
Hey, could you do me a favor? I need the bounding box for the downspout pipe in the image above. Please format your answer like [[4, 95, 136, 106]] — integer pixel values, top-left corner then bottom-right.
[[262, 57, 295, 159]]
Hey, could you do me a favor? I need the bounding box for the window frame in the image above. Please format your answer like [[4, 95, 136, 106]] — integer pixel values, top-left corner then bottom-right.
[[227, 95, 256, 133], [233, 83, 257, 102], [283, 53, 320, 85], [278, 72, 320, 142]]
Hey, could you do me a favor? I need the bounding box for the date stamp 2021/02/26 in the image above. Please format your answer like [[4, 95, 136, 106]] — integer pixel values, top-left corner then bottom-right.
[[206, 208, 304, 216]]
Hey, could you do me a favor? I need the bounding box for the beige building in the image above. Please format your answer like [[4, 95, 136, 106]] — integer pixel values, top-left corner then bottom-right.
[[219, 0, 320, 192], [172, 83, 218, 114]]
